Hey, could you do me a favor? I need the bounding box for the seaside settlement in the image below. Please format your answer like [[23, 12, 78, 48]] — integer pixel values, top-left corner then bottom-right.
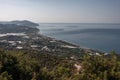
[[0, 21, 120, 80], [0, 20, 100, 59]]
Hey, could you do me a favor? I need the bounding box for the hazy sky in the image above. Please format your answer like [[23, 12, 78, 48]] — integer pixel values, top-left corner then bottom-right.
[[0, 0, 120, 23]]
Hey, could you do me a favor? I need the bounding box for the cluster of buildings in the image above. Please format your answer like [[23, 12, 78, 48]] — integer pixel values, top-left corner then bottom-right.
[[0, 32, 101, 60], [0, 33, 77, 52]]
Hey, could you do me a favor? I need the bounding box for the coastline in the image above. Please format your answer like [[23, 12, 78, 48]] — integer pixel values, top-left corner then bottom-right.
[[37, 23, 120, 53], [37, 27, 102, 56], [0, 21, 106, 58]]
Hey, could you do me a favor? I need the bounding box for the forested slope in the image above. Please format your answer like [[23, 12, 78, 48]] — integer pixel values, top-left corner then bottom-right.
[[0, 49, 120, 80]]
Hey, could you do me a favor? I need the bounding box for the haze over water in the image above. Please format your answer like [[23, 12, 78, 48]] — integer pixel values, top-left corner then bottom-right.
[[38, 23, 120, 53]]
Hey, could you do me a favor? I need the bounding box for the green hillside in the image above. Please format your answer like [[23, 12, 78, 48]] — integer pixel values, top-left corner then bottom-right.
[[0, 49, 120, 80]]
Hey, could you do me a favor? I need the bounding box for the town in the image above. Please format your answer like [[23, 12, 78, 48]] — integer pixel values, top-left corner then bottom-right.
[[0, 20, 101, 59]]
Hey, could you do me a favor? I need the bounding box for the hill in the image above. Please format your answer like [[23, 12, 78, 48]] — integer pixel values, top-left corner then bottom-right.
[[0, 49, 120, 80], [0, 20, 39, 27]]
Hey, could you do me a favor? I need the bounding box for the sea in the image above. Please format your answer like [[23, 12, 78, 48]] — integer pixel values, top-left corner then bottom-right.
[[37, 23, 120, 53]]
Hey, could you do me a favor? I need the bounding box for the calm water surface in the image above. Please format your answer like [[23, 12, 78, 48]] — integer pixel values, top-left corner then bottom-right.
[[37, 23, 120, 53]]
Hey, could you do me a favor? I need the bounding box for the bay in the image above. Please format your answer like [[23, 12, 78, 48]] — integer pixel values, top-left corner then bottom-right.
[[37, 23, 120, 53]]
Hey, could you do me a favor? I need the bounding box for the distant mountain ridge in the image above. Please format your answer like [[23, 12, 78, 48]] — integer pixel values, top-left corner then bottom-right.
[[0, 20, 39, 27]]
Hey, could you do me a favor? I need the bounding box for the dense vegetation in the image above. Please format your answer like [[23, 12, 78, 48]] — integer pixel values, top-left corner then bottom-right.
[[73, 51, 120, 80], [0, 49, 120, 80]]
